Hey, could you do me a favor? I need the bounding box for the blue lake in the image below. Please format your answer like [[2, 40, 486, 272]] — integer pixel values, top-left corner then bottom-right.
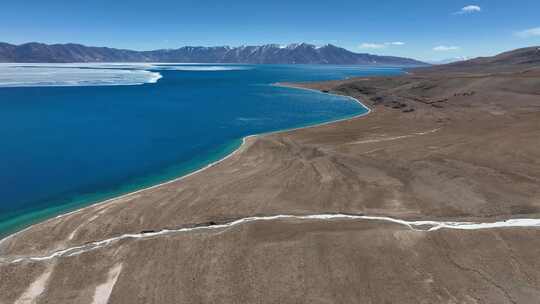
[[0, 64, 402, 236]]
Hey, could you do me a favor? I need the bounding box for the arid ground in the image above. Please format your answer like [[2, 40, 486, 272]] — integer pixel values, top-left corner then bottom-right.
[[1, 48, 540, 303]]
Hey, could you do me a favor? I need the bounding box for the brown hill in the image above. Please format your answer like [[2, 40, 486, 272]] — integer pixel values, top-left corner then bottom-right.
[[414, 46, 540, 74]]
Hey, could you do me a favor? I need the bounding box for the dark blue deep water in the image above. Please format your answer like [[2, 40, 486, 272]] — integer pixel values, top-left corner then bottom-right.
[[0, 64, 402, 236]]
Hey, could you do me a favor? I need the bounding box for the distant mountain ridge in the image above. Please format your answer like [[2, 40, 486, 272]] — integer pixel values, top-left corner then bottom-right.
[[426, 57, 471, 65], [0, 42, 427, 66]]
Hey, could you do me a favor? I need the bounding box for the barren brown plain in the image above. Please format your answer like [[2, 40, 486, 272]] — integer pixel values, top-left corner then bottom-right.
[[1, 53, 540, 303]]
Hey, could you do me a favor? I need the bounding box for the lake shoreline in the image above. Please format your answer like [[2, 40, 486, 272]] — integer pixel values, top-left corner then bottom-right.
[[3, 58, 540, 303], [0, 83, 370, 245]]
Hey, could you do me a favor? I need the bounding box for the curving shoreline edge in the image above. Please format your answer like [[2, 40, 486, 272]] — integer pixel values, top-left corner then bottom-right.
[[0, 84, 371, 247]]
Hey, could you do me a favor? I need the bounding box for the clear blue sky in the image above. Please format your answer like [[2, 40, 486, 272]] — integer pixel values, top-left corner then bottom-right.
[[2, 0, 539, 61]]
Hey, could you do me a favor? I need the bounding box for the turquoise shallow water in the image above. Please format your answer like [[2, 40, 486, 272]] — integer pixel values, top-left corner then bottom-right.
[[0, 64, 402, 237]]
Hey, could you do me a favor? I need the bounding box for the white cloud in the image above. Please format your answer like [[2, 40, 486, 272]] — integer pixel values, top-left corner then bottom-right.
[[462, 5, 481, 12], [454, 5, 481, 15], [359, 43, 386, 49], [433, 45, 461, 51], [515, 27, 540, 38], [359, 42, 405, 49]]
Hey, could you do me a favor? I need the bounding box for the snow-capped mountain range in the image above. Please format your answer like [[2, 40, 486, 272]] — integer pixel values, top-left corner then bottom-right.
[[0, 42, 427, 65]]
